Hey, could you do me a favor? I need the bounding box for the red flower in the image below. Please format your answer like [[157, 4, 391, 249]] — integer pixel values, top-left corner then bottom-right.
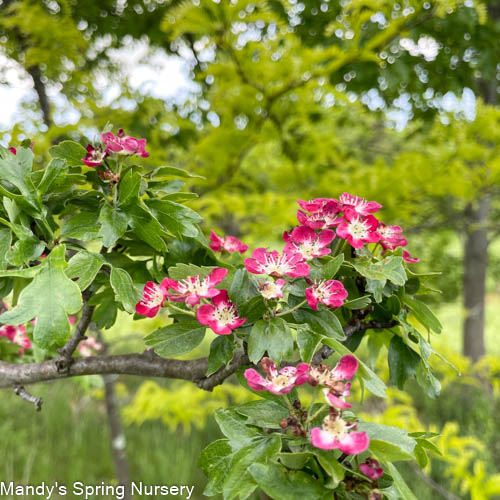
[[305, 279, 348, 310], [378, 223, 407, 251], [244, 248, 310, 278], [403, 250, 419, 263], [135, 280, 169, 318], [360, 458, 384, 480], [209, 230, 248, 254], [82, 144, 109, 167], [338, 192, 382, 216], [336, 210, 380, 249], [196, 290, 246, 335], [101, 129, 149, 158], [283, 226, 335, 261]]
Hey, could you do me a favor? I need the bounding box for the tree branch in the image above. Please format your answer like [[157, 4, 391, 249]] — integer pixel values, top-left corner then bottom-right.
[[14, 385, 43, 411], [55, 289, 95, 373]]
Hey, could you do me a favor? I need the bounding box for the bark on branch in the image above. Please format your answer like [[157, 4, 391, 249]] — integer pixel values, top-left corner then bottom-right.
[[0, 315, 398, 391]]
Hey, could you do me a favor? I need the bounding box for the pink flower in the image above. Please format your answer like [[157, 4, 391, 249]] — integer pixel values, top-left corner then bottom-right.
[[101, 129, 149, 158], [297, 198, 333, 213], [305, 279, 348, 310], [209, 230, 248, 254], [336, 211, 380, 249], [259, 279, 286, 300], [297, 200, 343, 230], [135, 280, 169, 318], [9, 147, 16, 155], [309, 355, 359, 387], [0, 325, 31, 354], [403, 250, 419, 263], [378, 223, 407, 251], [244, 248, 310, 278], [244, 357, 309, 394], [311, 412, 369, 454], [196, 290, 246, 335], [82, 144, 108, 167], [324, 385, 353, 409], [283, 226, 335, 261], [78, 335, 103, 357], [163, 268, 228, 307], [338, 192, 382, 216], [360, 458, 384, 480]]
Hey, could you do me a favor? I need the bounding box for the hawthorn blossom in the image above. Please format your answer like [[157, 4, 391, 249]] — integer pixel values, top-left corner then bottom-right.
[[244, 357, 309, 394], [135, 280, 169, 318], [297, 200, 343, 230], [244, 248, 310, 278], [378, 223, 407, 251], [209, 230, 248, 254], [310, 411, 369, 454], [305, 279, 348, 310], [196, 290, 246, 335], [283, 226, 335, 261], [336, 211, 380, 249], [259, 279, 286, 300], [324, 384, 353, 409], [338, 192, 382, 216], [403, 250, 419, 263], [101, 129, 149, 158], [297, 198, 333, 213], [359, 458, 384, 480], [9, 147, 16, 155], [0, 325, 31, 354], [82, 144, 108, 167], [78, 336, 103, 357], [163, 268, 228, 307]]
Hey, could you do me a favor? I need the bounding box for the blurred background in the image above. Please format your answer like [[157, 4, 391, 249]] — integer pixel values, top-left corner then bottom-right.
[[1, 0, 500, 498]]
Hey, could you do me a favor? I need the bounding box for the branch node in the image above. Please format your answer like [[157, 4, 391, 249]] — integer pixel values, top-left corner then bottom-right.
[[14, 385, 43, 411]]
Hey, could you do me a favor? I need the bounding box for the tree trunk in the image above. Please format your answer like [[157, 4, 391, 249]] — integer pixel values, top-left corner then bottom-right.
[[103, 374, 131, 499], [462, 197, 490, 361], [26, 65, 52, 128]]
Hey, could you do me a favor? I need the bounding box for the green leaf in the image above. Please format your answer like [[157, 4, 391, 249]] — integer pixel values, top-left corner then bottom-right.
[[404, 297, 442, 334], [414, 443, 429, 468], [88, 288, 117, 329], [98, 205, 129, 248], [128, 204, 168, 253], [147, 199, 202, 238], [207, 335, 235, 376], [248, 318, 293, 364], [0, 245, 82, 348], [293, 308, 345, 340], [152, 165, 205, 179], [370, 440, 414, 462], [61, 211, 100, 240], [352, 256, 407, 286], [311, 448, 345, 482], [320, 254, 344, 279], [37, 158, 68, 194], [49, 140, 87, 167], [144, 321, 206, 357], [238, 295, 267, 323], [214, 408, 260, 446], [358, 422, 416, 456], [388, 336, 421, 389], [0, 146, 36, 197], [322, 337, 387, 397], [199, 440, 233, 496], [344, 295, 372, 310], [384, 462, 418, 500], [296, 325, 322, 363], [416, 361, 441, 398], [223, 436, 282, 500], [249, 462, 329, 500], [279, 452, 313, 470], [236, 400, 289, 429], [65, 251, 105, 291], [109, 267, 140, 313], [119, 170, 142, 207], [0, 228, 12, 270], [229, 268, 257, 306]]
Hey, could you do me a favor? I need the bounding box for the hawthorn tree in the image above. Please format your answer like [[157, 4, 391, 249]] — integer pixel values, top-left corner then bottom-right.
[[0, 133, 447, 499]]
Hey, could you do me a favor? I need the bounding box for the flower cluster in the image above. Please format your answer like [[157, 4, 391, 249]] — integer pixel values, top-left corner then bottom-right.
[[82, 128, 149, 168], [135, 268, 247, 335], [245, 355, 369, 456]]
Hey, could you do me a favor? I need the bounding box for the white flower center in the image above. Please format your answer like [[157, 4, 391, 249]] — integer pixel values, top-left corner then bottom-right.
[[262, 254, 291, 275], [323, 416, 347, 438], [260, 281, 281, 299], [295, 241, 321, 260], [348, 220, 369, 239], [213, 304, 237, 325], [271, 374, 291, 388]]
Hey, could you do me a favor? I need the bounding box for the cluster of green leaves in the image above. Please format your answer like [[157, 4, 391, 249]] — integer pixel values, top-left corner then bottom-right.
[[0, 139, 203, 352], [198, 399, 440, 500]]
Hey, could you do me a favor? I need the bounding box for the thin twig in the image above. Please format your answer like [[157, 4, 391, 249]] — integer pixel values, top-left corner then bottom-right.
[[14, 385, 43, 411], [55, 289, 95, 373], [411, 464, 461, 500]]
